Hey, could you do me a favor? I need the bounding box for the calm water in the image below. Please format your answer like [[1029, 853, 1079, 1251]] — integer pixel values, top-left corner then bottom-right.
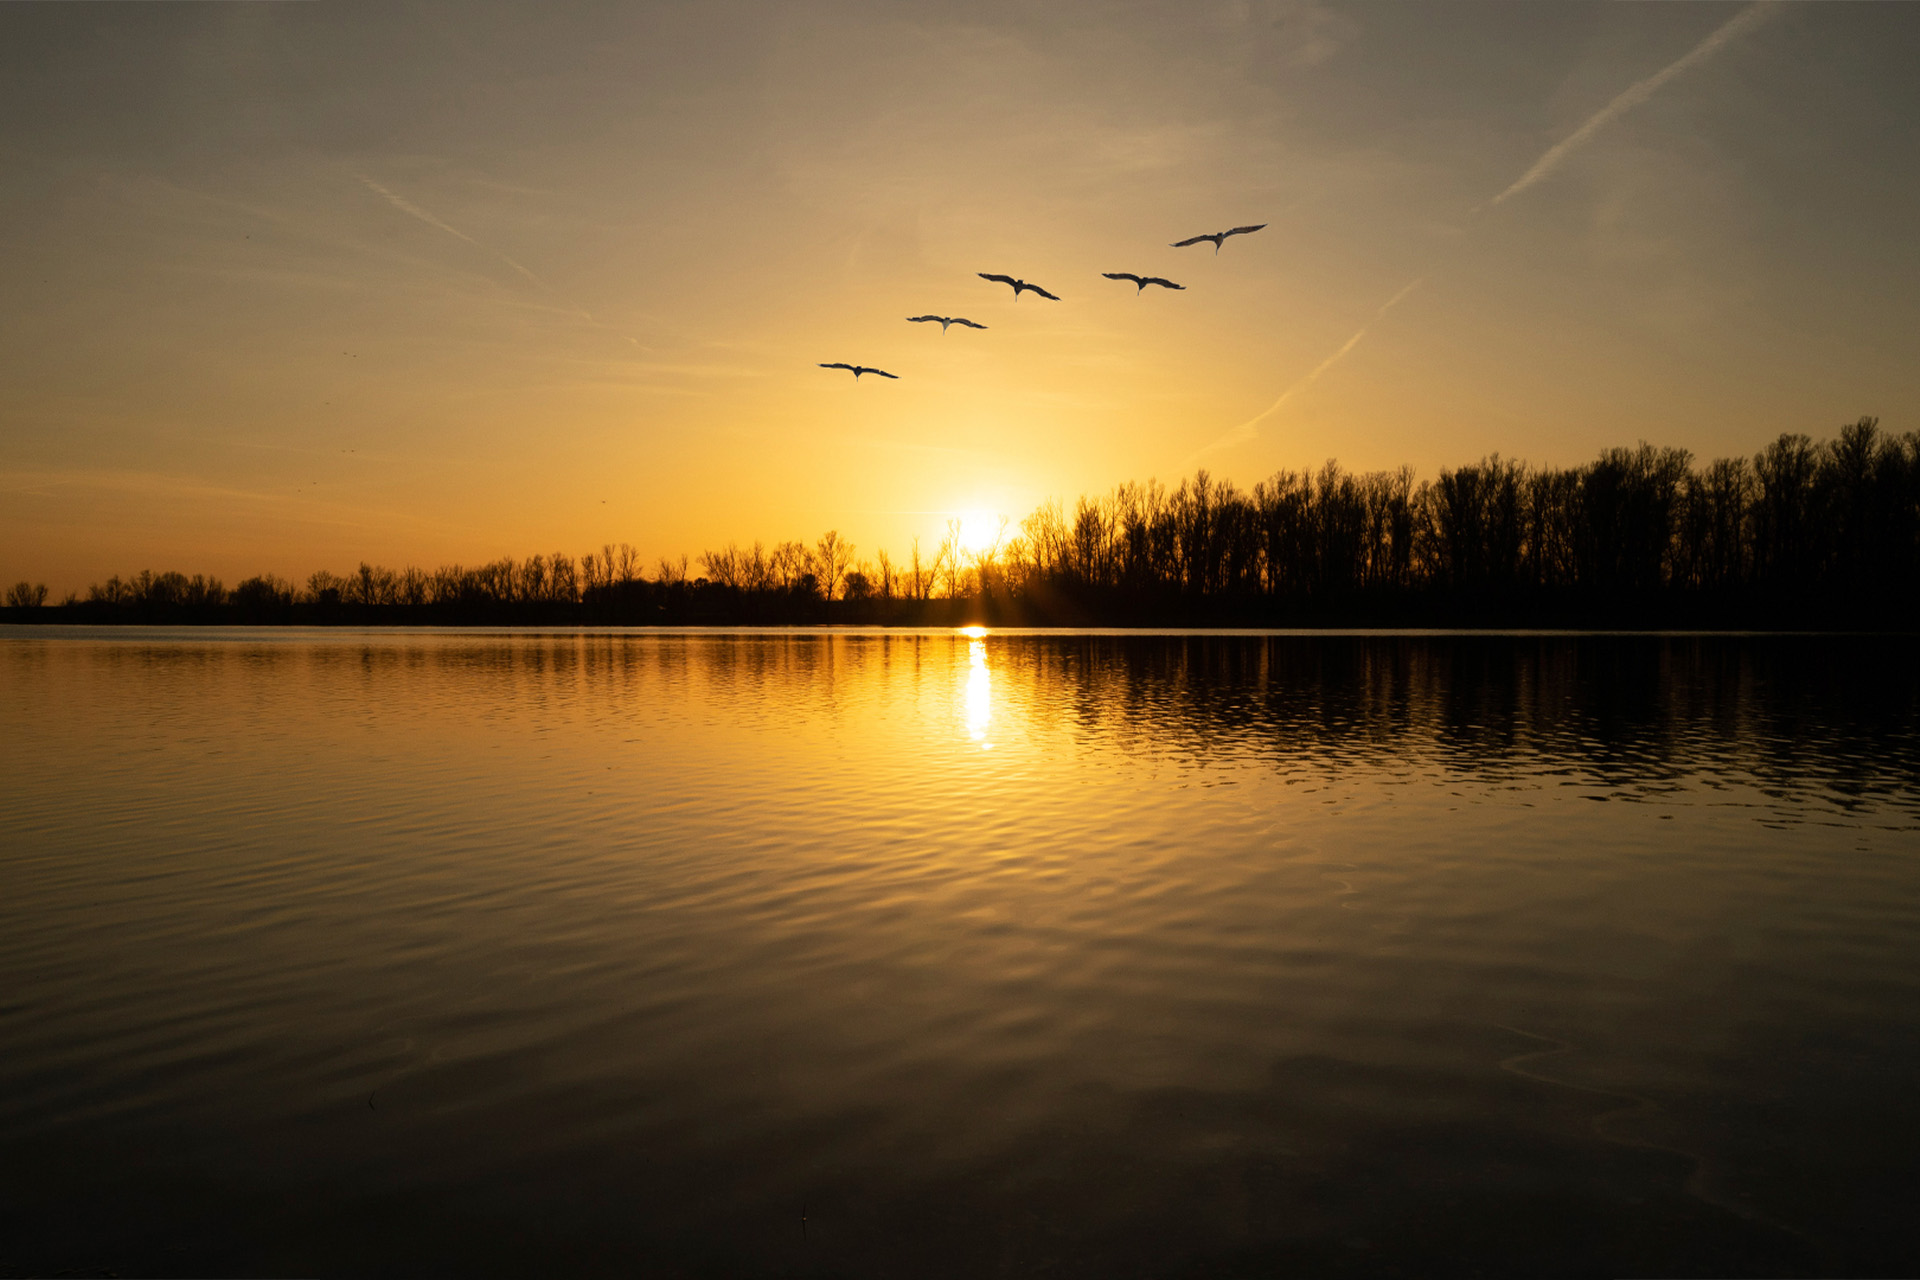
[[2, 628, 1918, 1278]]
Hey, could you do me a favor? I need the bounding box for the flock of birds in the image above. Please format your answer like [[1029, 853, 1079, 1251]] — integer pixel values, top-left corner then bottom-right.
[[818, 222, 1267, 381]]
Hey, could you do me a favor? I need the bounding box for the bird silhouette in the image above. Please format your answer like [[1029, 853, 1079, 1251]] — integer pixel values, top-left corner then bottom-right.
[[907, 315, 988, 333], [978, 273, 1060, 301], [1170, 224, 1267, 254], [1102, 272, 1185, 294], [819, 363, 898, 380]]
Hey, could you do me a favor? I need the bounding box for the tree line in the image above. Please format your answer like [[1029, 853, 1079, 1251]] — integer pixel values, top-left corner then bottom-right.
[[7, 417, 1915, 628]]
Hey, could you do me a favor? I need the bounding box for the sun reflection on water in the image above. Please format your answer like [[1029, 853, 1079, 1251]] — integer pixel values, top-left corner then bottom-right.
[[962, 629, 992, 748]]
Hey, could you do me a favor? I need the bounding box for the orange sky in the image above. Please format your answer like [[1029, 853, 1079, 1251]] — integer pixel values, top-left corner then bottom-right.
[[3, 2, 1918, 594]]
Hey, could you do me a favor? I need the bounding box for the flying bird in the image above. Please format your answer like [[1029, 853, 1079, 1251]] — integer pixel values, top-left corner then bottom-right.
[[1170, 224, 1267, 254], [1102, 272, 1185, 294], [978, 273, 1060, 301], [907, 315, 988, 333], [819, 363, 898, 380]]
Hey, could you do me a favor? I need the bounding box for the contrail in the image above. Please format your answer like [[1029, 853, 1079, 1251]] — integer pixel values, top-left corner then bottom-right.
[[1205, 5, 1776, 464], [356, 173, 545, 287], [356, 173, 660, 350], [1487, 2, 1779, 208], [1186, 278, 1422, 468]]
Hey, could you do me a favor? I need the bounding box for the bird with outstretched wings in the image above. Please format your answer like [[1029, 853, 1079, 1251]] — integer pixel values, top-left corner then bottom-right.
[[978, 273, 1060, 301], [1102, 273, 1185, 294], [1170, 224, 1267, 254], [819, 363, 898, 380], [906, 315, 988, 333]]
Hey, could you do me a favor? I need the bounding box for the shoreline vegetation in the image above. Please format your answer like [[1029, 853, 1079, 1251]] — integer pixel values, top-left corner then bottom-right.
[[7, 418, 1917, 630]]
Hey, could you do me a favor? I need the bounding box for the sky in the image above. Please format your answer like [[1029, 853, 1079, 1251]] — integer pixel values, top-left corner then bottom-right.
[[2, 0, 1918, 593]]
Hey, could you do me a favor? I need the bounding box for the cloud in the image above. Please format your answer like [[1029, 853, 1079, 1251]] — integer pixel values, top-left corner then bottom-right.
[[0, 466, 457, 534], [1210, 2, 1358, 69], [1487, 2, 1779, 209], [355, 173, 671, 352], [1265, 0, 1360, 70], [356, 173, 545, 287], [1194, 5, 1776, 471], [1186, 277, 1423, 467]]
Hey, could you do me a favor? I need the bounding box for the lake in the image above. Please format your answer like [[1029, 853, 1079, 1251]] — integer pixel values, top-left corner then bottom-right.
[[2, 628, 1917, 1277]]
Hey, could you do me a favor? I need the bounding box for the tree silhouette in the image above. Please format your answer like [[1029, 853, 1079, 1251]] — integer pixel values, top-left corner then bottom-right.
[[24, 417, 1915, 629], [815, 530, 853, 604]]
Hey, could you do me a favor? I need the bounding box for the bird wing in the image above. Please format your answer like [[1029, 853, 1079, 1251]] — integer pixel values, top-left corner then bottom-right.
[[1027, 283, 1061, 301], [870, 369, 899, 379], [1170, 234, 1215, 248], [979, 273, 1017, 286], [1102, 272, 1143, 283], [1143, 277, 1185, 290], [906, 316, 942, 324], [820, 362, 855, 371], [1224, 224, 1267, 237], [951, 318, 987, 329]]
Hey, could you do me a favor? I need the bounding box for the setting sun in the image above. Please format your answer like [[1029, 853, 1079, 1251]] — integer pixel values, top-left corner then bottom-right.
[[958, 511, 1005, 558]]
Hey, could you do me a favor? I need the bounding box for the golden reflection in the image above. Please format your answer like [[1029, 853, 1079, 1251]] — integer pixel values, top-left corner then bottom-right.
[[964, 634, 992, 749]]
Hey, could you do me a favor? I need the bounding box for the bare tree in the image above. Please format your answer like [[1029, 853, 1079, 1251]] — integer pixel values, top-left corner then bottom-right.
[[399, 566, 428, 606], [815, 530, 854, 603], [549, 553, 578, 603], [908, 537, 927, 601], [939, 519, 964, 598], [6, 582, 47, 608], [999, 536, 1030, 594], [968, 516, 1010, 594], [306, 570, 346, 604], [1023, 499, 1066, 576], [520, 555, 550, 603], [233, 575, 292, 612], [771, 540, 811, 591], [701, 544, 744, 589]]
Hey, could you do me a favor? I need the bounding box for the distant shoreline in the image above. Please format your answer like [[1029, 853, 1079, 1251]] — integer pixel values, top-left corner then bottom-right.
[[10, 419, 1916, 632], [4, 611, 1915, 636]]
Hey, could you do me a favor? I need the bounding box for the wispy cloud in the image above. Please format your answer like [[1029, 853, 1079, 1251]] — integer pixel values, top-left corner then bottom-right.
[[354, 173, 674, 355], [0, 466, 459, 534], [1486, 2, 1779, 209], [356, 173, 545, 287], [1185, 277, 1422, 468], [849, 437, 994, 460], [1204, 5, 1775, 466]]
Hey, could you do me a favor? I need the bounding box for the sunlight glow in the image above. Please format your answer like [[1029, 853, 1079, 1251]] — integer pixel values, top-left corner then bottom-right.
[[964, 636, 992, 748], [958, 511, 1003, 558]]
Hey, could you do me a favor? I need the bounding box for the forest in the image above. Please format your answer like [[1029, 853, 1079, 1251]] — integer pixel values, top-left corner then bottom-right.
[[7, 417, 1917, 629]]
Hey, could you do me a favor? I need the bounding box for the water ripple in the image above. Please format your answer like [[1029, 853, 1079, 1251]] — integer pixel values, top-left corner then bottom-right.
[[1, 629, 1916, 1276]]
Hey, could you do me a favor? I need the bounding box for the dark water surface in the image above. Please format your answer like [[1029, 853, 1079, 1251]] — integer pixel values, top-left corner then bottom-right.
[[3, 628, 1918, 1278]]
